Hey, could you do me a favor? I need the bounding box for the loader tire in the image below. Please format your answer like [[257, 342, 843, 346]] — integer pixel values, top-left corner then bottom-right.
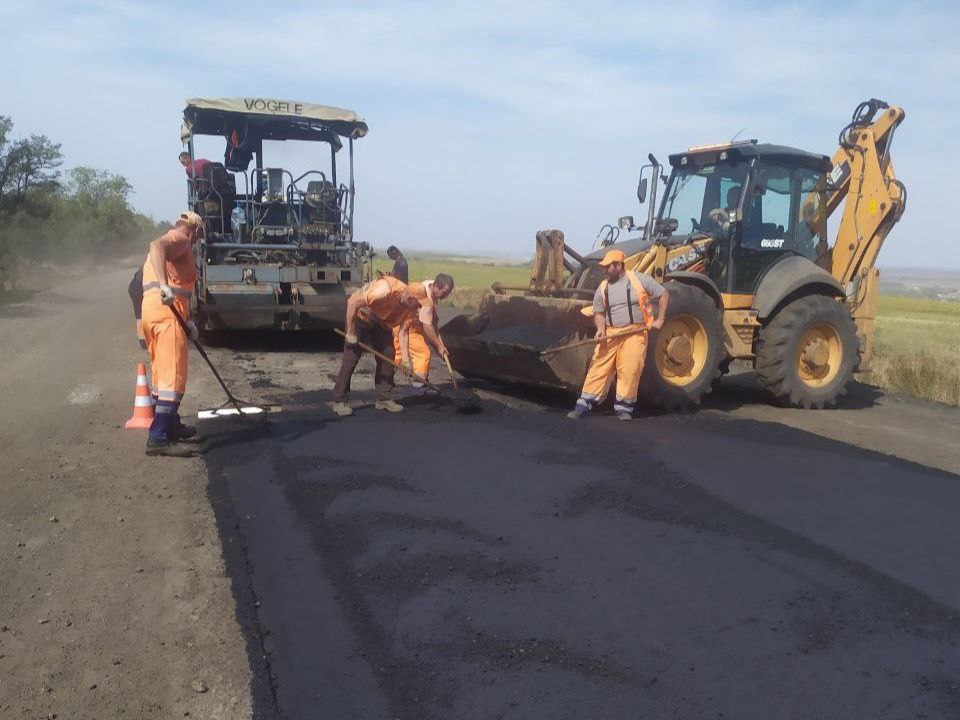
[[754, 295, 858, 409], [640, 283, 724, 411]]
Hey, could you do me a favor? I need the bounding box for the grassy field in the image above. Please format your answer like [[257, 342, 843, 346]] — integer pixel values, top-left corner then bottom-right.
[[871, 295, 960, 405], [373, 255, 531, 309], [376, 255, 960, 406]]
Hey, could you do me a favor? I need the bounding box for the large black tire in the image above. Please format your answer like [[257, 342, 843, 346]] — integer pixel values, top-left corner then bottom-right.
[[640, 282, 725, 411], [754, 295, 858, 409]]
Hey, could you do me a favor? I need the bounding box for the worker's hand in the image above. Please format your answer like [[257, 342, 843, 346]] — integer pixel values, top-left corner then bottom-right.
[[439, 345, 450, 360], [400, 358, 413, 376], [650, 318, 665, 331], [344, 331, 358, 346], [594, 329, 606, 341], [186, 319, 200, 341], [159, 283, 175, 306]]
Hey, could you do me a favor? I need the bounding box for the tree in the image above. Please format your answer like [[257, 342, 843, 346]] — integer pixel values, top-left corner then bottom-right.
[[0, 129, 62, 212], [67, 166, 133, 208]]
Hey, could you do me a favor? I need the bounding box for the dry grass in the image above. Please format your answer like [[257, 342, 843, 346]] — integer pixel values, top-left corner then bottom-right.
[[869, 295, 960, 405]]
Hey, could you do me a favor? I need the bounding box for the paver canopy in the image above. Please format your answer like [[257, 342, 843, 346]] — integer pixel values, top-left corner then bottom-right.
[[181, 97, 368, 146]]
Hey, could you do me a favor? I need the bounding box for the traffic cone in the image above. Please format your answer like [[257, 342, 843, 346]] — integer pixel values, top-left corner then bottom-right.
[[124, 362, 155, 430]]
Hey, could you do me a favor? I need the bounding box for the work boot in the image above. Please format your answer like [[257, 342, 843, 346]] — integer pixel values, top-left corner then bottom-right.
[[145, 439, 197, 458], [175, 423, 198, 441], [330, 401, 354, 417], [566, 408, 586, 420], [375, 399, 404, 413], [616, 411, 633, 422]]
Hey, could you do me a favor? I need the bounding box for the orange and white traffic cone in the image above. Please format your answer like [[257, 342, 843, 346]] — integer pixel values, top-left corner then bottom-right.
[[124, 362, 155, 430]]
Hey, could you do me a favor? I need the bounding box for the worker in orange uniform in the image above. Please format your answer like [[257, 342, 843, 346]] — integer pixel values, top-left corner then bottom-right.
[[394, 273, 455, 394], [331, 275, 423, 417], [567, 249, 669, 421], [141, 211, 204, 456]]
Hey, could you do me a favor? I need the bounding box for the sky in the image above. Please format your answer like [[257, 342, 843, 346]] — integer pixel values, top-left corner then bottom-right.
[[4, 0, 960, 268]]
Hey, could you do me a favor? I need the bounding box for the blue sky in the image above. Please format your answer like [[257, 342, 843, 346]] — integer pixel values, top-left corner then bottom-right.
[[4, 0, 959, 268]]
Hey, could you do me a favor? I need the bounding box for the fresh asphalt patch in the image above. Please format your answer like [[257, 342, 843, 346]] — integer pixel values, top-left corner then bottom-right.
[[201, 387, 960, 720]]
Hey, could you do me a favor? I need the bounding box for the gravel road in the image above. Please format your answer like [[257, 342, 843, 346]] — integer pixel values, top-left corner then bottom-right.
[[0, 269, 250, 719]]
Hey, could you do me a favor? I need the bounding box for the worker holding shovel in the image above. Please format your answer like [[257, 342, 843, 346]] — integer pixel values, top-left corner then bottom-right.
[[141, 211, 204, 456], [567, 249, 668, 422], [394, 273, 455, 395], [331, 276, 423, 417]]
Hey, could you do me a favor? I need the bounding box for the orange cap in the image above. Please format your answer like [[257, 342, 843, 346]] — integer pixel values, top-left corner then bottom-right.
[[598, 249, 626, 267]]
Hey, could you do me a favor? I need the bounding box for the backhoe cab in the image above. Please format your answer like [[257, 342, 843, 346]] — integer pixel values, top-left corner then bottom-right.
[[443, 99, 906, 410], [180, 97, 374, 333]]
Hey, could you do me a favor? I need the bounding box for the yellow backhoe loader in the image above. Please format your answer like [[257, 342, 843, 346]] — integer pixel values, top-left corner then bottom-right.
[[443, 99, 906, 409]]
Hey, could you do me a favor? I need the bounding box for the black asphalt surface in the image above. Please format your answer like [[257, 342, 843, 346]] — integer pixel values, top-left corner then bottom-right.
[[201, 380, 960, 720]]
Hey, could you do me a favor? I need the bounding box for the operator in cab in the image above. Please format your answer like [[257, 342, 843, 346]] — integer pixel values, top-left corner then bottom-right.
[[331, 276, 423, 417], [567, 249, 668, 421], [394, 274, 455, 395], [179, 151, 211, 180], [141, 211, 204, 457]]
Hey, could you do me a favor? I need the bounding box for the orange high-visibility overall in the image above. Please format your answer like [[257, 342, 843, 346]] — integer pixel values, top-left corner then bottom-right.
[[332, 276, 419, 403], [393, 280, 436, 384], [576, 272, 652, 414], [141, 227, 196, 403]]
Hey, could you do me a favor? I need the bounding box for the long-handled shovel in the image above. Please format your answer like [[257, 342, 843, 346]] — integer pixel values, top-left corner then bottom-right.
[[539, 324, 652, 356], [335, 328, 482, 414], [168, 304, 276, 420]]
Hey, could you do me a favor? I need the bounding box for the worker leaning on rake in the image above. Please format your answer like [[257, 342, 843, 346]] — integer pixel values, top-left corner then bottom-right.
[[141, 211, 204, 457], [393, 274, 455, 394], [567, 249, 669, 422]]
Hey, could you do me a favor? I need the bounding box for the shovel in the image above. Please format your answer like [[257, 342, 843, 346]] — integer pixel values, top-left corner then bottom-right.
[[335, 328, 482, 414]]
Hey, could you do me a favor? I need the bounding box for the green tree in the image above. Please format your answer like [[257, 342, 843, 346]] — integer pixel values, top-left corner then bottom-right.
[[0, 117, 62, 211]]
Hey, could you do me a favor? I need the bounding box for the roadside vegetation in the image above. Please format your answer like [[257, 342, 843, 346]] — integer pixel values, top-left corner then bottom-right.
[[0, 115, 167, 293], [373, 253, 531, 309], [871, 295, 960, 405]]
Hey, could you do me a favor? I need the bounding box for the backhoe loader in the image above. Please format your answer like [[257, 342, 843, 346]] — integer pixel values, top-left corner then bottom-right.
[[442, 99, 906, 409]]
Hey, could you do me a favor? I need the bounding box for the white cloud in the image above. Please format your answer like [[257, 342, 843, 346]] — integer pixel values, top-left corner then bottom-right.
[[3, 0, 958, 267]]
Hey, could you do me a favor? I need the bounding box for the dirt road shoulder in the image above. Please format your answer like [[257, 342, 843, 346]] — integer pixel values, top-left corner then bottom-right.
[[0, 271, 251, 719]]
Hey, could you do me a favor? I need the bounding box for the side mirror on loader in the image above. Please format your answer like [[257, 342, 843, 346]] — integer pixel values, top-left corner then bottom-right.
[[637, 177, 648, 204], [618, 215, 636, 230]]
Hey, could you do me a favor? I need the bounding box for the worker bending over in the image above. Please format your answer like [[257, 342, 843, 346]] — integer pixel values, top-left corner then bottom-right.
[[394, 274, 455, 393], [142, 211, 204, 456], [568, 249, 668, 421], [332, 276, 422, 417]]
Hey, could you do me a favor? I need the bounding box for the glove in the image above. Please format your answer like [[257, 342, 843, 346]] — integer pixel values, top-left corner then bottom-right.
[[186, 319, 199, 342], [344, 331, 358, 346], [159, 283, 175, 306]]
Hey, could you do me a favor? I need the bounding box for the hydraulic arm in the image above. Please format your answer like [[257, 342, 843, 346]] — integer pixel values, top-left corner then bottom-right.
[[823, 99, 907, 285]]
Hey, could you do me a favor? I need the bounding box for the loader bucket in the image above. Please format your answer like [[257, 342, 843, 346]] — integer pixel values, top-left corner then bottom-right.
[[441, 292, 595, 392]]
